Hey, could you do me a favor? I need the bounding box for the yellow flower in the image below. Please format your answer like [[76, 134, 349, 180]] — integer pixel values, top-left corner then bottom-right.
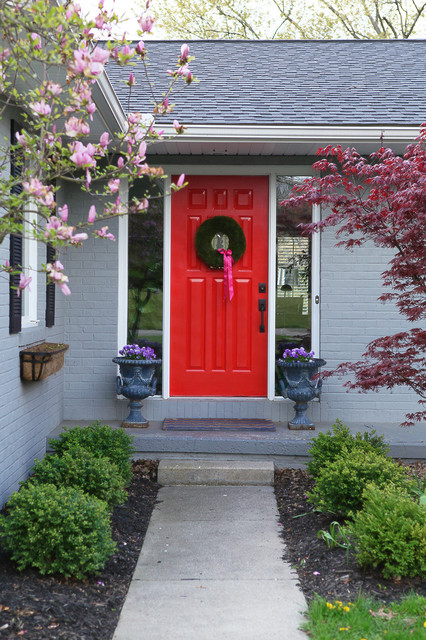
[[326, 602, 335, 609], [343, 606, 350, 612], [424, 621, 426, 628], [335, 600, 343, 606], [339, 626, 350, 631]]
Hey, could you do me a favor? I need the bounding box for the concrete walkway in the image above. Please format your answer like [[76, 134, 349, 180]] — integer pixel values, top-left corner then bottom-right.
[[112, 485, 307, 640]]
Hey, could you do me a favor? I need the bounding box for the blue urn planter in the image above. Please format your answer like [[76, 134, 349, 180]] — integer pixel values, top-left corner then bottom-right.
[[276, 358, 326, 430], [113, 357, 161, 428]]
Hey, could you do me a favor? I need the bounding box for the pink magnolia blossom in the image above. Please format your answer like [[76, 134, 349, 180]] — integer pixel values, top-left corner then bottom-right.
[[127, 72, 136, 86], [136, 41, 145, 55], [68, 45, 110, 79], [70, 232, 88, 245], [46, 261, 71, 295], [30, 33, 41, 50], [65, 117, 90, 137], [29, 99, 51, 117], [23, 178, 55, 208], [58, 204, 68, 222], [173, 120, 186, 134], [176, 173, 185, 187], [60, 283, 71, 295], [69, 141, 96, 168], [17, 273, 32, 297], [99, 132, 110, 149], [65, 3, 81, 19], [108, 179, 120, 193], [139, 13, 155, 32], [180, 44, 189, 60], [44, 82, 62, 97], [95, 226, 115, 240], [88, 205, 96, 223]]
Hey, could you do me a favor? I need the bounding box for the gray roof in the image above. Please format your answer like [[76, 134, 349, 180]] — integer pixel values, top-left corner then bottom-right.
[[106, 40, 426, 126]]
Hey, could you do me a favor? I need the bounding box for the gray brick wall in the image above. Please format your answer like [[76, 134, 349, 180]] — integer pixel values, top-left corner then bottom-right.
[[318, 223, 418, 424], [0, 111, 66, 506], [58, 182, 121, 421]]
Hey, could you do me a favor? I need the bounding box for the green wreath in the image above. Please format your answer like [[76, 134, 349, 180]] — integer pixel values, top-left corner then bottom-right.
[[195, 216, 246, 269]]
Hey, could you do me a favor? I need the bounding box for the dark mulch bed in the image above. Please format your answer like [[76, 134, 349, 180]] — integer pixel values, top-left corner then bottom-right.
[[274, 460, 426, 605], [0, 460, 159, 640], [0, 459, 425, 639]]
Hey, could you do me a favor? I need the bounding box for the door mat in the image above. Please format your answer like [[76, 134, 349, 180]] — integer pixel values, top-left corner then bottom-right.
[[162, 418, 276, 431]]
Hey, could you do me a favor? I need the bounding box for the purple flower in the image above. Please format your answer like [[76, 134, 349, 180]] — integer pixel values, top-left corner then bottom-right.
[[119, 344, 156, 360]]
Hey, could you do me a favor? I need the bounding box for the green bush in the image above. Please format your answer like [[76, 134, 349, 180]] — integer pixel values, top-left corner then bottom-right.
[[0, 483, 116, 579], [307, 448, 414, 517], [49, 421, 135, 483], [29, 447, 127, 508], [307, 419, 389, 479], [347, 484, 426, 578]]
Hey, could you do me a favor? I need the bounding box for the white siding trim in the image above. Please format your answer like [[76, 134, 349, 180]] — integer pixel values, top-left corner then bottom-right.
[[311, 204, 321, 357], [267, 174, 276, 400], [117, 181, 128, 353], [163, 176, 172, 399]]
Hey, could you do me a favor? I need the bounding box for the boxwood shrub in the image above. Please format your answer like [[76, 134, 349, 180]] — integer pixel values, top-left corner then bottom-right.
[[0, 483, 116, 579], [307, 419, 389, 479], [347, 484, 426, 578], [49, 421, 135, 483], [307, 447, 414, 518], [29, 447, 127, 508]]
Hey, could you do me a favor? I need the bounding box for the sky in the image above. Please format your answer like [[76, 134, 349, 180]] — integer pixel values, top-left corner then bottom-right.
[[83, 0, 166, 39]]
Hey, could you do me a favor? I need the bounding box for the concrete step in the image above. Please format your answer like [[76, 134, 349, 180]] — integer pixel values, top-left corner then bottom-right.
[[157, 459, 274, 486]]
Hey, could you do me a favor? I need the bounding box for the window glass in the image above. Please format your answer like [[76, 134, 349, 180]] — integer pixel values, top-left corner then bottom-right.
[[127, 178, 163, 393], [275, 176, 312, 394]]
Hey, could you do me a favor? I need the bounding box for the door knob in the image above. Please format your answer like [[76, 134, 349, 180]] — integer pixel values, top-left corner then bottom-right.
[[258, 299, 266, 333]]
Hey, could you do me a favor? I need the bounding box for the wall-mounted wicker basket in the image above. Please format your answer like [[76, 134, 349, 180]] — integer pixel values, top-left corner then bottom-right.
[[20, 342, 69, 381]]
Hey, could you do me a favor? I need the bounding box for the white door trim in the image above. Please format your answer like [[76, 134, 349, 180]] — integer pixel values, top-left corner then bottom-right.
[[158, 167, 320, 400]]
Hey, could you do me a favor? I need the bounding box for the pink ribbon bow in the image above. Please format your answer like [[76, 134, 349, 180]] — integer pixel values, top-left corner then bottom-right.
[[218, 249, 234, 301]]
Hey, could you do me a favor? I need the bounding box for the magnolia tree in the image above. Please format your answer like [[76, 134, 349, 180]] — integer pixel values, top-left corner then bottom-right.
[[0, 0, 192, 295], [282, 130, 426, 425]]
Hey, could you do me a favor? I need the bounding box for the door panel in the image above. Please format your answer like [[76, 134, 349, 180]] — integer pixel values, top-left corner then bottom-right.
[[170, 175, 269, 396]]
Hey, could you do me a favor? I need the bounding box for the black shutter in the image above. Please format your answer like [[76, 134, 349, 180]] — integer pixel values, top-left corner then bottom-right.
[[9, 234, 22, 333], [9, 120, 22, 334], [45, 244, 55, 327]]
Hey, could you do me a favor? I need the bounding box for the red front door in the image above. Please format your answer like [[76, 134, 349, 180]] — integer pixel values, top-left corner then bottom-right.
[[170, 175, 269, 396]]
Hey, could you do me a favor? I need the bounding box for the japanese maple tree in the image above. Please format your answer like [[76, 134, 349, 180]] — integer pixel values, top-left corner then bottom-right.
[[281, 128, 426, 425]]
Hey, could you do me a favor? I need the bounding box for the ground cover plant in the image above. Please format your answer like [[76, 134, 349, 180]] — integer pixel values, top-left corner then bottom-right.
[[304, 593, 426, 640]]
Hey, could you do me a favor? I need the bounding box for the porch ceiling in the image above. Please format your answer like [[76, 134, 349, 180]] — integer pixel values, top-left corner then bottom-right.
[[147, 124, 420, 158]]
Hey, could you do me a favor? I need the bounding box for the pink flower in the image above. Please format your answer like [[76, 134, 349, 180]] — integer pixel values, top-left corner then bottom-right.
[[177, 173, 185, 187], [23, 178, 55, 208], [127, 72, 136, 86], [44, 82, 62, 97], [65, 3, 81, 19], [68, 46, 109, 79], [117, 157, 124, 169], [70, 232, 88, 245], [136, 40, 145, 55], [58, 205, 68, 222], [65, 117, 90, 137], [173, 120, 186, 134], [99, 132, 110, 149], [139, 13, 155, 32], [30, 33, 41, 50], [108, 179, 120, 193], [95, 226, 115, 240], [29, 100, 51, 117], [88, 205, 96, 223], [17, 273, 32, 297], [180, 43, 189, 60], [69, 141, 96, 168], [60, 283, 71, 295]]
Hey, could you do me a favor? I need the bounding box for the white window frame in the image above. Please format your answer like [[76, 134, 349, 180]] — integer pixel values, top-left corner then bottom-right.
[[21, 208, 39, 329]]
